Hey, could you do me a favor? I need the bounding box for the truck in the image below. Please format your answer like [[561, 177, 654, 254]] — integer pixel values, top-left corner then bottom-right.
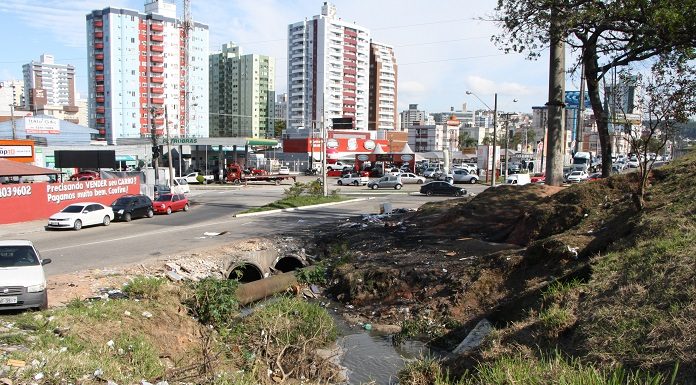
[[572, 151, 597, 173], [224, 163, 297, 185]]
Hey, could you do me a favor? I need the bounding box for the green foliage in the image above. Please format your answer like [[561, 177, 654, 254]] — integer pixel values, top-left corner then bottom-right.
[[295, 264, 327, 285], [196, 174, 206, 184], [123, 276, 166, 300], [458, 132, 478, 150], [539, 304, 573, 331], [393, 317, 451, 345], [241, 194, 347, 214], [187, 277, 239, 328], [399, 357, 463, 385]]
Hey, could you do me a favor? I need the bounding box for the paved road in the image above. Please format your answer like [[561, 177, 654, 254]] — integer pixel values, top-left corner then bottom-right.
[[3, 177, 488, 276]]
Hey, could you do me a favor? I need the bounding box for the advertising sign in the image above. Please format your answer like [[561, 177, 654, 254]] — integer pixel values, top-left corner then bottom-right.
[[0, 176, 141, 224], [0, 145, 33, 158], [400, 154, 413, 161], [25, 117, 60, 135], [565, 91, 591, 109]]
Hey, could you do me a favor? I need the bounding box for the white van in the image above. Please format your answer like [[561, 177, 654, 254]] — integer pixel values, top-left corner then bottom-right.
[[0, 240, 51, 310], [506, 173, 531, 185]]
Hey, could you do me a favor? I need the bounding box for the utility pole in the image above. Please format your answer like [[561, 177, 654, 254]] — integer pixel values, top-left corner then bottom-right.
[[10, 103, 16, 140], [503, 114, 511, 180], [545, 6, 566, 186], [574, 55, 586, 153], [165, 105, 174, 188], [491, 93, 498, 187], [321, 114, 328, 197], [150, 106, 159, 183]]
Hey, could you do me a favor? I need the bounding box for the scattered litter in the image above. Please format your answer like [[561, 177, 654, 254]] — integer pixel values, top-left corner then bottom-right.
[[567, 246, 579, 259], [107, 289, 127, 300], [142, 311, 153, 319], [59, 347, 67, 353], [124, 311, 131, 316], [203, 232, 222, 236], [363, 323, 372, 331], [310, 284, 321, 294], [106, 340, 115, 348], [444, 251, 457, 257], [6, 359, 25, 367], [33, 373, 44, 381], [94, 369, 104, 378], [166, 271, 183, 282], [442, 268, 448, 273], [345, 304, 354, 309]]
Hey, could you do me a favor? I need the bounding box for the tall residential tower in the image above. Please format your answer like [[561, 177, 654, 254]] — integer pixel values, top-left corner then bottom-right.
[[368, 42, 397, 130], [209, 43, 275, 138], [287, 2, 371, 131], [86, 0, 209, 144]]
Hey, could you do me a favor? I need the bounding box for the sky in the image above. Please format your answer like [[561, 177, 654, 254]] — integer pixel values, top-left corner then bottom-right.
[[0, 0, 585, 115]]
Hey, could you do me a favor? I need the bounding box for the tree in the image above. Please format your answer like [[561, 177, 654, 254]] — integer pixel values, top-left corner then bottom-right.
[[493, 0, 696, 177], [624, 58, 696, 209], [273, 120, 286, 138], [458, 132, 478, 151]]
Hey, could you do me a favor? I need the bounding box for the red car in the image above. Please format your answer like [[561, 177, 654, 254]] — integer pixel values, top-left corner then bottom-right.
[[69, 171, 100, 181], [530, 173, 546, 184], [152, 194, 189, 215], [587, 172, 603, 181]]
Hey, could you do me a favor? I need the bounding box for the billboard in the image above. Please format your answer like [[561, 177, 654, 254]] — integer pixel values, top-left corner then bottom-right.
[[25, 117, 60, 134], [0, 140, 35, 163], [565, 91, 591, 109], [54, 150, 117, 169]]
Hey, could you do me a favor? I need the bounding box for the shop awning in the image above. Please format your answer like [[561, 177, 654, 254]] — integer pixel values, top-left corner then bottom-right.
[[246, 139, 278, 146], [0, 159, 63, 177], [115, 155, 137, 161]]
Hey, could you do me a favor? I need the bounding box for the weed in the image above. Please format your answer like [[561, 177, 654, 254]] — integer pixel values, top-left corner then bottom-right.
[[0, 333, 26, 345], [123, 276, 166, 299], [542, 278, 583, 302], [394, 317, 450, 345], [295, 263, 327, 285], [187, 277, 239, 328], [399, 356, 463, 385], [538, 304, 573, 331]]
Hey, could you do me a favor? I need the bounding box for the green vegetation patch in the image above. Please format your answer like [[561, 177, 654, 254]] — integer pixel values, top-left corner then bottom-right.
[[123, 276, 166, 299], [186, 277, 240, 328], [241, 194, 348, 213]]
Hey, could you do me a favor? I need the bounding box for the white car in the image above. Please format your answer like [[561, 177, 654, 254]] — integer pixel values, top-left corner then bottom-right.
[[327, 162, 353, 171], [171, 178, 190, 194], [399, 172, 426, 184], [184, 172, 213, 184], [337, 173, 369, 186], [453, 169, 479, 184], [47, 202, 114, 230], [0, 240, 51, 310], [278, 166, 290, 175], [626, 157, 640, 168], [566, 170, 589, 183], [423, 167, 442, 178]]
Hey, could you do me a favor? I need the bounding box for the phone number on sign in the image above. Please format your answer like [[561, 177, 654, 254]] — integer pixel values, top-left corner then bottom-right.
[[0, 185, 32, 198]]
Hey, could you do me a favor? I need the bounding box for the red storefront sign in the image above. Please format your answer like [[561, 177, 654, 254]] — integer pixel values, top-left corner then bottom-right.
[[0, 176, 141, 224]]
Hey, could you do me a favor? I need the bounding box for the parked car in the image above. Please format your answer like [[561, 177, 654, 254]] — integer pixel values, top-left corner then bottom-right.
[[419, 181, 466, 197], [423, 167, 442, 178], [278, 166, 290, 175], [386, 167, 402, 176], [626, 157, 640, 168], [506, 173, 531, 185], [337, 173, 369, 186], [153, 193, 189, 215], [587, 172, 603, 181], [612, 163, 626, 174], [507, 162, 522, 174], [111, 194, 154, 222], [69, 170, 100, 181], [566, 170, 589, 183], [46, 202, 114, 230], [154, 184, 171, 199], [184, 172, 213, 184], [327, 162, 353, 171], [172, 178, 190, 194], [367, 175, 403, 190], [0, 240, 51, 310], [530, 173, 546, 184], [434, 172, 454, 183], [453, 169, 478, 184], [399, 172, 426, 184]]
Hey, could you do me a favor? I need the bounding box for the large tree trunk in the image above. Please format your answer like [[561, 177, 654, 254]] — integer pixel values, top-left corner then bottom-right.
[[584, 48, 612, 177], [545, 9, 566, 186]]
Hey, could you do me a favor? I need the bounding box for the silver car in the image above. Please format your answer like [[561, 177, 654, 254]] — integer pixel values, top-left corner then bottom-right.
[[399, 172, 425, 184], [452, 169, 478, 184], [367, 175, 403, 190]]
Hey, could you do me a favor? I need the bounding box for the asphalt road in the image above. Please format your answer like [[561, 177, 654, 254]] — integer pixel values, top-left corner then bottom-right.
[[5, 176, 488, 276]]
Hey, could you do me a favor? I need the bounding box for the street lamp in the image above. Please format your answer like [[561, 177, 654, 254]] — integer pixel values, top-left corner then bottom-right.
[[466, 91, 497, 186]]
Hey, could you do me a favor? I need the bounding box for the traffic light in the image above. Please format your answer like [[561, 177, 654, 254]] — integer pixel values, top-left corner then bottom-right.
[[152, 145, 161, 158]]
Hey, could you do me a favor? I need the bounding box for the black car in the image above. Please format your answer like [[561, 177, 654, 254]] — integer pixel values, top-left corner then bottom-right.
[[111, 194, 154, 222], [154, 184, 171, 199], [419, 181, 466, 197]]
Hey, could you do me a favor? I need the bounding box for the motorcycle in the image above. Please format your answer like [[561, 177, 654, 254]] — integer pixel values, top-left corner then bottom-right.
[[304, 168, 319, 176]]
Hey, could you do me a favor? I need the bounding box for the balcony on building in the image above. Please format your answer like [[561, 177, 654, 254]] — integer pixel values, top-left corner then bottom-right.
[[344, 45, 357, 53], [95, 74, 104, 82], [344, 37, 358, 45], [150, 87, 164, 94], [95, 85, 105, 93], [94, 31, 103, 39], [344, 29, 358, 37], [150, 55, 164, 63], [150, 76, 164, 83], [150, 45, 164, 52], [150, 66, 164, 73], [93, 20, 103, 28], [98, 129, 106, 135], [150, 35, 164, 42], [343, 60, 356, 67], [95, 64, 104, 71], [154, 118, 165, 125], [95, 53, 104, 61], [96, 106, 105, 114], [95, 43, 104, 50], [96, 97, 105, 103], [96, 118, 105, 124], [150, 23, 164, 32], [151, 97, 164, 104]]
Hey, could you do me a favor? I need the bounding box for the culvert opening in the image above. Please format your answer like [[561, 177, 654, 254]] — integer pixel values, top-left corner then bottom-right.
[[228, 264, 264, 283], [274, 257, 305, 273]]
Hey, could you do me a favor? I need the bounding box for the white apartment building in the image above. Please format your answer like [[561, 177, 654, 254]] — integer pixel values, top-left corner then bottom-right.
[[408, 124, 459, 152], [287, 2, 371, 131], [0, 80, 24, 116], [22, 54, 76, 112], [369, 42, 397, 130], [210, 43, 275, 138], [400, 104, 434, 129], [86, 0, 209, 144]]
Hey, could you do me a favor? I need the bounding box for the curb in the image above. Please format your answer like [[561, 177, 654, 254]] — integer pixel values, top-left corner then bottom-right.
[[233, 197, 374, 218]]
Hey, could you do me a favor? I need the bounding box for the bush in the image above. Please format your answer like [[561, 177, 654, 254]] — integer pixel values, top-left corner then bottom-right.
[[196, 174, 205, 184], [123, 276, 165, 299], [295, 264, 327, 285], [187, 278, 239, 328]]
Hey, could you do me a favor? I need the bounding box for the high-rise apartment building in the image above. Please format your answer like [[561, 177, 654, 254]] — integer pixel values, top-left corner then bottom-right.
[[369, 42, 397, 130], [22, 54, 76, 112], [400, 104, 434, 129], [209, 43, 275, 138], [0, 80, 24, 116], [287, 2, 371, 131], [86, 0, 209, 144], [275, 93, 288, 122]]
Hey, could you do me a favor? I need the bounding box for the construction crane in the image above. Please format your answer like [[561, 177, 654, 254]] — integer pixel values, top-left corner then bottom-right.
[[181, 0, 192, 137]]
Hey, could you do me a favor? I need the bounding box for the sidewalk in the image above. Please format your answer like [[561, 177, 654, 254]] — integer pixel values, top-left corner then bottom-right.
[[0, 219, 47, 239]]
